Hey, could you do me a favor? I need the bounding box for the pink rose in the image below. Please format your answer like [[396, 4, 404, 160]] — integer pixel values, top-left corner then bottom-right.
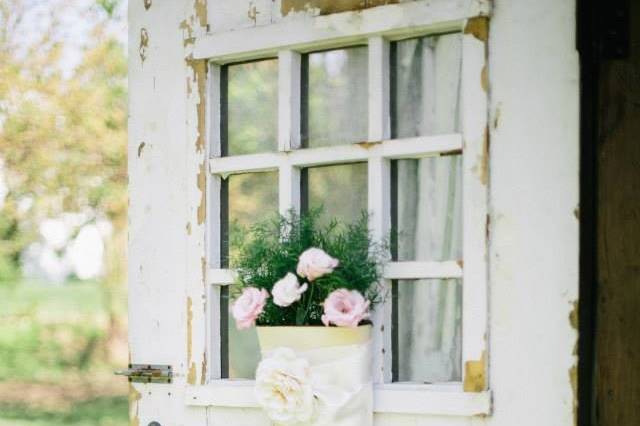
[[321, 289, 370, 328], [296, 248, 339, 281], [272, 273, 308, 307], [232, 287, 269, 330]]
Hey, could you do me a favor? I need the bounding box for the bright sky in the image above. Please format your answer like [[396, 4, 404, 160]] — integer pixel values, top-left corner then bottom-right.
[[18, 0, 128, 76]]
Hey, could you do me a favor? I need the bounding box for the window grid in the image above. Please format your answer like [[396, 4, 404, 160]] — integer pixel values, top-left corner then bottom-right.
[[204, 16, 488, 394]]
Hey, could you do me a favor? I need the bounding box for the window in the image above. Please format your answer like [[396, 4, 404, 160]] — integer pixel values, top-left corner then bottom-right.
[[198, 0, 490, 416]]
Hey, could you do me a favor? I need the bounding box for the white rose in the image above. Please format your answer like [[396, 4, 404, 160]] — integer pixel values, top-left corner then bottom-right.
[[255, 348, 315, 425], [272, 273, 308, 307], [296, 248, 339, 282]]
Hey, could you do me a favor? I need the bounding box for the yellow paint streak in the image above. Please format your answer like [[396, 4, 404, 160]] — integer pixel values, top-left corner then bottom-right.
[[481, 65, 489, 93], [186, 60, 208, 153], [464, 17, 489, 42], [569, 365, 578, 426], [472, 128, 489, 186], [187, 297, 193, 365], [194, 0, 207, 28], [281, 0, 398, 16], [569, 300, 579, 330], [463, 351, 487, 392], [179, 19, 195, 47], [355, 140, 381, 149], [197, 161, 206, 225], [129, 384, 141, 426], [139, 28, 149, 63], [201, 352, 208, 385], [187, 362, 197, 385]]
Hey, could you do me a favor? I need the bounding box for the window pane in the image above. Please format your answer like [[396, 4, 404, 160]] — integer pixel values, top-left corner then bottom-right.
[[305, 163, 368, 225], [393, 279, 462, 383], [225, 59, 278, 156], [304, 47, 368, 148], [392, 33, 462, 138], [223, 171, 278, 379], [393, 155, 462, 262]]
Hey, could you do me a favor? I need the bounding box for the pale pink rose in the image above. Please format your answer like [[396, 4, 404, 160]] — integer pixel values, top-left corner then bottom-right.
[[321, 289, 370, 328], [296, 248, 339, 281], [232, 287, 269, 330], [272, 273, 308, 307]]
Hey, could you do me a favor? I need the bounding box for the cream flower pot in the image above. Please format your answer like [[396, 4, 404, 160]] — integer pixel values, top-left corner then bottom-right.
[[255, 325, 373, 426], [257, 324, 371, 352]]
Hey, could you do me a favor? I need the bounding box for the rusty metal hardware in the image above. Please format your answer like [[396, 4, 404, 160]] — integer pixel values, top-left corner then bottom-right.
[[115, 364, 172, 384]]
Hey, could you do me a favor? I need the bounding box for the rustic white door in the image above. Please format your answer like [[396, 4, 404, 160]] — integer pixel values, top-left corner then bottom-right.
[[127, 0, 580, 425]]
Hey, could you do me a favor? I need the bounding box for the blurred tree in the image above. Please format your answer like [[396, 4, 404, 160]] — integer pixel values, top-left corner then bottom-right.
[[0, 0, 127, 285]]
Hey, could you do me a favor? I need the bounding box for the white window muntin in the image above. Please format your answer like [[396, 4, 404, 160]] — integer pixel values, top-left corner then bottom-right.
[[198, 0, 490, 416]]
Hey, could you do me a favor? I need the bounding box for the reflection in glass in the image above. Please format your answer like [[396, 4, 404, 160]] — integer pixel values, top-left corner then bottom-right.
[[304, 47, 368, 148], [305, 163, 368, 225], [393, 155, 462, 262], [393, 33, 462, 138], [224, 171, 278, 379], [226, 59, 278, 156], [393, 279, 462, 383]]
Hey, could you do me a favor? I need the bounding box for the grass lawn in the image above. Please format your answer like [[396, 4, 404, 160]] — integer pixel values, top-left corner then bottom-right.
[[0, 281, 128, 425]]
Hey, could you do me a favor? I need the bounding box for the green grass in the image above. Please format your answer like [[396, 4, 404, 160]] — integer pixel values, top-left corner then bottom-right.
[[0, 280, 128, 425], [0, 396, 128, 426]]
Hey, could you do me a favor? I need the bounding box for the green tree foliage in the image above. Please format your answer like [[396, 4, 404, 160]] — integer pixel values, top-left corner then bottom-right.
[[0, 0, 127, 282]]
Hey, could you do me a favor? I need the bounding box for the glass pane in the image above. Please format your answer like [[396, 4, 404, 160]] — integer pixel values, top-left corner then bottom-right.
[[393, 155, 462, 262], [392, 33, 462, 138], [393, 279, 462, 383], [224, 171, 278, 379], [227, 316, 261, 379], [306, 163, 368, 225], [226, 59, 278, 156], [304, 47, 368, 148]]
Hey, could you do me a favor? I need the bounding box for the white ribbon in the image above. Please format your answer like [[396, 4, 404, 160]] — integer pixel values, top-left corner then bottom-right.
[[256, 341, 373, 426]]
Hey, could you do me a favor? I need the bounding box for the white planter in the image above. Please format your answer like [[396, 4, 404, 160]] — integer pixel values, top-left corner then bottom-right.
[[255, 325, 373, 426]]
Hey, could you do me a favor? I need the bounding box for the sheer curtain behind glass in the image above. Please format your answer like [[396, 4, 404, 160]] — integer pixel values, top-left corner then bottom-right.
[[393, 33, 463, 383]]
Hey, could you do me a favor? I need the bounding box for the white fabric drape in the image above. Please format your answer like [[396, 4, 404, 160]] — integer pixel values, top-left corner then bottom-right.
[[395, 33, 463, 383], [261, 341, 373, 426]]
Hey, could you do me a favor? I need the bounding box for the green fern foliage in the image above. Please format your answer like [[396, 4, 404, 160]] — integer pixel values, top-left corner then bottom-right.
[[231, 209, 387, 326]]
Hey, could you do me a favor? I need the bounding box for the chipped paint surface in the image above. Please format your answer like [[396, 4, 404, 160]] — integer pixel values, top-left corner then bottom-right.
[[139, 28, 149, 63], [471, 128, 489, 185], [137, 142, 146, 158], [569, 365, 578, 426], [281, 0, 399, 16], [464, 16, 489, 42], [186, 222, 192, 235], [463, 351, 486, 392], [200, 351, 208, 385], [186, 59, 207, 152], [187, 297, 193, 365], [188, 362, 197, 385], [197, 162, 206, 225], [129, 384, 141, 426], [481, 65, 489, 92], [143, 0, 151, 10], [179, 19, 195, 47], [194, 0, 207, 28]]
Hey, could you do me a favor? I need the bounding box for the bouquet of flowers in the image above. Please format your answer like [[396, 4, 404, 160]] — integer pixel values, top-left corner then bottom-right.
[[230, 210, 386, 330], [229, 211, 386, 426]]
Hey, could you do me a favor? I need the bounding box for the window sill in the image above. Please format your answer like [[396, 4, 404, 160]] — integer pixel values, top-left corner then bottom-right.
[[185, 380, 491, 417]]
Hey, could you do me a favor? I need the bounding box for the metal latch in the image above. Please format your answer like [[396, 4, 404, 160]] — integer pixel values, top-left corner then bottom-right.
[[115, 364, 172, 383]]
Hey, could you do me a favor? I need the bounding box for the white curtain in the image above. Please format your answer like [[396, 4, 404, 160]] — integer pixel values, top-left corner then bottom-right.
[[395, 33, 463, 383]]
